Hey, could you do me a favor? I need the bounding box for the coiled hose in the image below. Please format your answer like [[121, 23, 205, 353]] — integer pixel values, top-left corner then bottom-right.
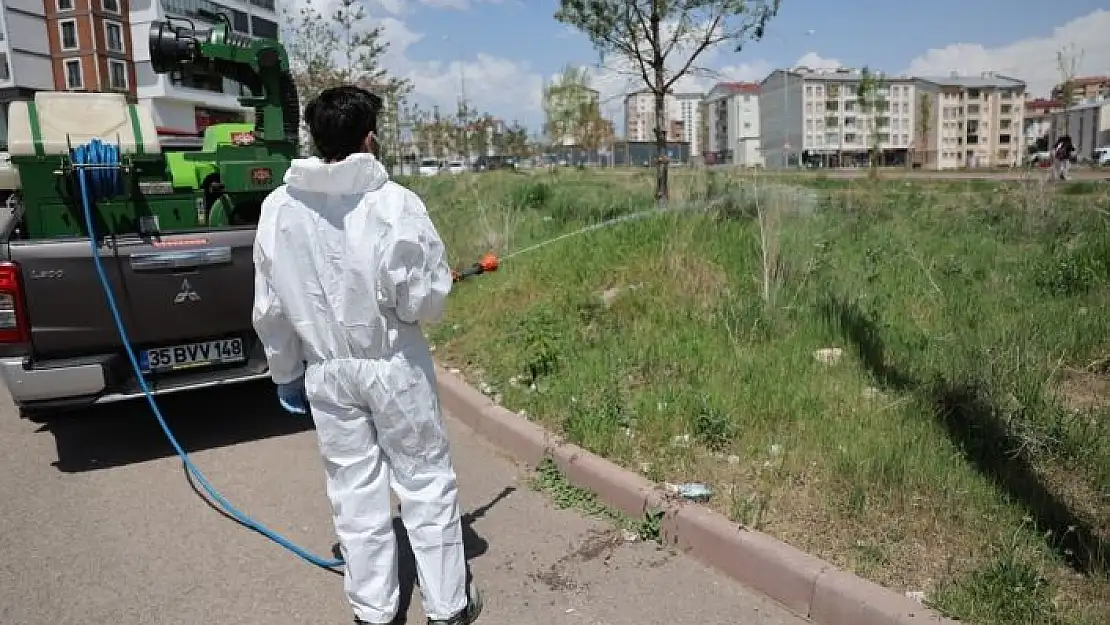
[[72, 138, 344, 569]]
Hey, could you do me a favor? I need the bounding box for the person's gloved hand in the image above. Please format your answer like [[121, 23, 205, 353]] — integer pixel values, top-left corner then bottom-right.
[[276, 376, 308, 415]]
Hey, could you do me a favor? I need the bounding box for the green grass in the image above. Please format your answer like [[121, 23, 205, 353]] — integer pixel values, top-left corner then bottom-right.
[[409, 168, 1110, 625], [530, 456, 665, 543]]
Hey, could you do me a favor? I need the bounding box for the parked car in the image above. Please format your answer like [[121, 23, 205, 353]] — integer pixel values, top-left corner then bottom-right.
[[446, 160, 467, 175], [418, 158, 442, 176]]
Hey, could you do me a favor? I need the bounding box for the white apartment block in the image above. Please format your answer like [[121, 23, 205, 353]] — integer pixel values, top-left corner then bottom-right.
[[623, 89, 702, 155], [915, 72, 1026, 169], [703, 82, 762, 166], [132, 0, 281, 137], [760, 67, 917, 169]]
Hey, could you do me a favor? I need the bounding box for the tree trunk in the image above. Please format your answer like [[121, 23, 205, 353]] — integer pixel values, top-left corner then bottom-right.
[[650, 6, 667, 202], [653, 88, 668, 201]]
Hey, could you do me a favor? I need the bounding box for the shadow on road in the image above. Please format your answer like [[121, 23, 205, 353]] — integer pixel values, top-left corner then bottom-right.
[[36, 381, 316, 473], [820, 293, 1109, 575], [177, 432, 514, 625], [384, 486, 514, 621]]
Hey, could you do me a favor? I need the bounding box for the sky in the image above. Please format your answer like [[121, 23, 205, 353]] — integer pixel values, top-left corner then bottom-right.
[[303, 0, 1110, 135]]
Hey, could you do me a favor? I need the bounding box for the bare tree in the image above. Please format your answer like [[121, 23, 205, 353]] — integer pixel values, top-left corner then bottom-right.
[[1055, 43, 1084, 135], [556, 0, 781, 201]]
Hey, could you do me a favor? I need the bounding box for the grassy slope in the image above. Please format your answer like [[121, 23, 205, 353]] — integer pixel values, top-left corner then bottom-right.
[[409, 168, 1110, 625]]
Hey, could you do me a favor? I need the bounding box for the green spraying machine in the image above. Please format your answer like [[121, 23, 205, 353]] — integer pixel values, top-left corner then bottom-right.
[[0, 12, 301, 240]]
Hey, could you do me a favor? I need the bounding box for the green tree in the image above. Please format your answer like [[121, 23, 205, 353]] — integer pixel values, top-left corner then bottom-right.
[[503, 122, 530, 159], [282, 0, 412, 159], [556, 0, 780, 201], [855, 66, 887, 179], [543, 64, 595, 147], [574, 99, 613, 162], [915, 92, 932, 168]]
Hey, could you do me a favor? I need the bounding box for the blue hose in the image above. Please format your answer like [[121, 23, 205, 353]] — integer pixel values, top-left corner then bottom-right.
[[72, 139, 344, 570]]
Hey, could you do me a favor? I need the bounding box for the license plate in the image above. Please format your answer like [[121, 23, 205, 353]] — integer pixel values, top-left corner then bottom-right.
[[138, 338, 245, 373]]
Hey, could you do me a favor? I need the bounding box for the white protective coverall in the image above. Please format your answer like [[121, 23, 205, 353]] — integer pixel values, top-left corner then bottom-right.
[[251, 151, 466, 623]]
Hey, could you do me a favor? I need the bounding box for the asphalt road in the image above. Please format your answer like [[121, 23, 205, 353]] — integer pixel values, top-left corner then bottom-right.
[[0, 381, 809, 625]]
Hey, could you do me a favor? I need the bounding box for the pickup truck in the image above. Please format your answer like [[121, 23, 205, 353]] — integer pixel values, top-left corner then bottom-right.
[[0, 149, 269, 418]]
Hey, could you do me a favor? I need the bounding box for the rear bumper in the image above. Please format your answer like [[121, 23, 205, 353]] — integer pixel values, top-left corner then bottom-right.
[[0, 351, 273, 413]]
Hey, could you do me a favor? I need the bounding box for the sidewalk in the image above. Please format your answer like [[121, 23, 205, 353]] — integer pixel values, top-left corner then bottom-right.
[[0, 383, 811, 624]]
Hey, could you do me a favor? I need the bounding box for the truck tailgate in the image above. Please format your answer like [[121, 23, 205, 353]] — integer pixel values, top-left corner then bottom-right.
[[9, 238, 139, 358], [113, 229, 257, 373]]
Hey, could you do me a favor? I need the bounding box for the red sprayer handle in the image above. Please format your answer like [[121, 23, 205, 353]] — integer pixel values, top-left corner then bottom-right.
[[451, 252, 500, 283]]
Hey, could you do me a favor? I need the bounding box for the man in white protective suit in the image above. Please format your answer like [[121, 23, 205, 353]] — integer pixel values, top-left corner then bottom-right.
[[251, 84, 482, 625]]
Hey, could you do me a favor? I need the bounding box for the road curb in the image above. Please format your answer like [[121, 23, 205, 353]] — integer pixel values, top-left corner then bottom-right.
[[436, 365, 958, 625]]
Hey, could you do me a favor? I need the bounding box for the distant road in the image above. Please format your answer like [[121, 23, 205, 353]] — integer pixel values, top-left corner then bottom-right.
[[529, 164, 1109, 182]]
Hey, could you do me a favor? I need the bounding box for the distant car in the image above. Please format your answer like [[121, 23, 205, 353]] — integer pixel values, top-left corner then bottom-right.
[[1026, 151, 1052, 168], [1094, 147, 1110, 167], [418, 158, 441, 177], [446, 160, 467, 175]]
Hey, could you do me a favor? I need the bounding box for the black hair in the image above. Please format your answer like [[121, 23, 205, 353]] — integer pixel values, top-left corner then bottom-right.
[[304, 85, 383, 162]]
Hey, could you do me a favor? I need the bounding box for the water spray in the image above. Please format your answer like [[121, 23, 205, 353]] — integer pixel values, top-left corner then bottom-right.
[[450, 208, 670, 285]]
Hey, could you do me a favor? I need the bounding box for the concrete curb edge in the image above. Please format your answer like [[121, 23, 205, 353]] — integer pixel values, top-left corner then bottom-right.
[[436, 365, 959, 625]]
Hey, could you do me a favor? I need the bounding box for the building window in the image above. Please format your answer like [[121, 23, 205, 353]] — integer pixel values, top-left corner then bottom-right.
[[59, 20, 79, 51], [108, 59, 128, 90], [57, 0, 75, 10], [250, 0, 276, 10], [0, 53, 9, 81], [102, 0, 120, 13], [105, 21, 125, 53], [64, 59, 83, 90]]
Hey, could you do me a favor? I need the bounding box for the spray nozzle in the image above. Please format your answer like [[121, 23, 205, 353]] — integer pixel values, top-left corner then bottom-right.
[[452, 252, 499, 283]]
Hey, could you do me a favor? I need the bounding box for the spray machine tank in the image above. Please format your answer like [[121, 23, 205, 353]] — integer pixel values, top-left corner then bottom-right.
[[0, 13, 301, 240]]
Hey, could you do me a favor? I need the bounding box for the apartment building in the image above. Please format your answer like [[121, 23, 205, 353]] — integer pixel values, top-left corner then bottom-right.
[[1023, 97, 1062, 150], [131, 0, 280, 137], [1051, 76, 1110, 105], [915, 72, 1026, 169], [702, 81, 761, 166], [624, 89, 703, 155], [1049, 100, 1109, 160], [46, 0, 137, 97], [760, 67, 917, 168]]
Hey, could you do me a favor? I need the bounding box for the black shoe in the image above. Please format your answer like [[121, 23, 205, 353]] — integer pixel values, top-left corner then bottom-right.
[[427, 583, 483, 625]]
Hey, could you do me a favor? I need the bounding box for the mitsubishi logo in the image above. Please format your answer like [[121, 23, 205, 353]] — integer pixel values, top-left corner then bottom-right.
[[174, 279, 201, 303]]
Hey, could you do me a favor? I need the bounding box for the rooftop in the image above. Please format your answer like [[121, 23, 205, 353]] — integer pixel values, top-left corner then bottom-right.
[[1051, 97, 1110, 113], [1069, 76, 1110, 87], [1025, 98, 1062, 110], [917, 72, 1026, 89], [776, 67, 915, 82], [705, 81, 760, 100]]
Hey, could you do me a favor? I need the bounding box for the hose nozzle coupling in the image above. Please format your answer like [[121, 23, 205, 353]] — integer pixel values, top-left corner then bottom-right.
[[452, 252, 499, 283]]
